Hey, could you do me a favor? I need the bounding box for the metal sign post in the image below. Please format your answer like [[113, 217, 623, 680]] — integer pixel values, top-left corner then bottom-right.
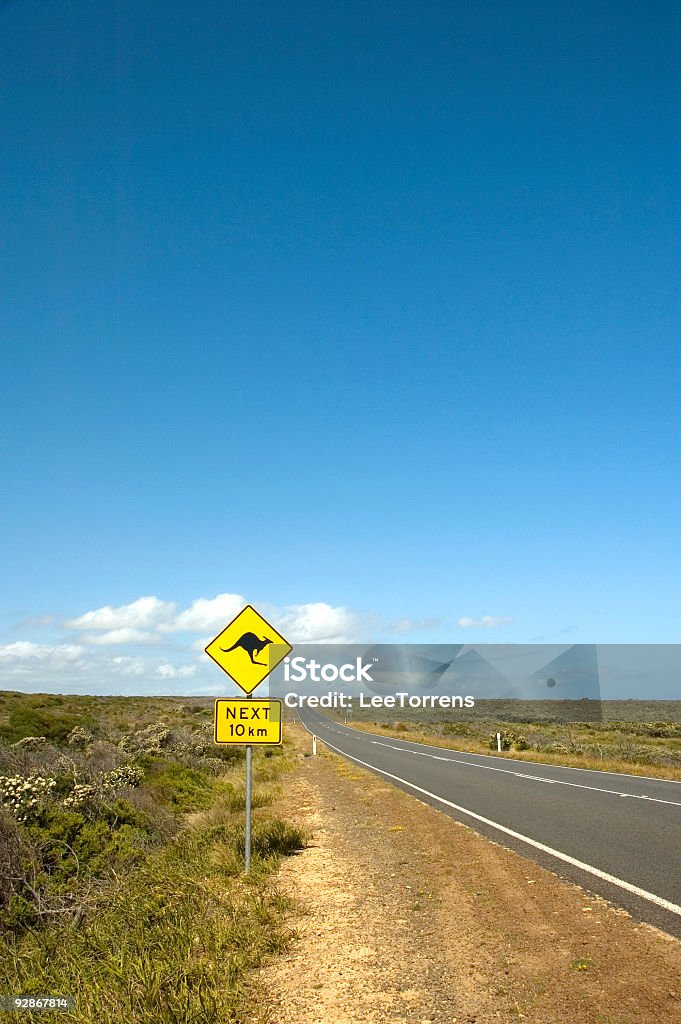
[[245, 718, 252, 873]]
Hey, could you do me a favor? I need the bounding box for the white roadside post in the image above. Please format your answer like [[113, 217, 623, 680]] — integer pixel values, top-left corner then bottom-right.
[[497, 732, 502, 753], [312, 735, 317, 756]]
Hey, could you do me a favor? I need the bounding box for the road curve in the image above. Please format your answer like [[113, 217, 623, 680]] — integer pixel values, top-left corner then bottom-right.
[[298, 709, 681, 940]]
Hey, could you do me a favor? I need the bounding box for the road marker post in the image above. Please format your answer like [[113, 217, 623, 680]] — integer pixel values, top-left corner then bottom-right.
[[497, 732, 502, 752], [206, 605, 291, 875], [312, 735, 317, 755]]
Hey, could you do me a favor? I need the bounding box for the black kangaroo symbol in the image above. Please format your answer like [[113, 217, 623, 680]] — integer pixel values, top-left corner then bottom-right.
[[221, 632, 273, 666]]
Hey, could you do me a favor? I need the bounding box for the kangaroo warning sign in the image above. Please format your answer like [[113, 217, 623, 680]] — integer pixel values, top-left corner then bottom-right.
[[214, 698, 282, 745], [204, 604, 292, 695]]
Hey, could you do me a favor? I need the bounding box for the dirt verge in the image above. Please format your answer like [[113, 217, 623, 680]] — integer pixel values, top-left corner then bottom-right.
[[255, 726, 681, 1024]]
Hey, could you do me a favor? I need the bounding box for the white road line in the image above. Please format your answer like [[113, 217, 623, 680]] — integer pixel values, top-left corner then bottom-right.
[[312, 730, 681, 920], [367, 740, 681, 806]]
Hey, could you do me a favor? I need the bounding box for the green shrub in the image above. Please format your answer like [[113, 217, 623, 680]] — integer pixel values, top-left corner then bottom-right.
[[539, 742, 570, 755], [23, 801, 150, 883], [443, 722, 471, 736], [142, 760, 214, 813], [0, 706, 85, 745], [251, 818, 307, 858], [218, 786, 273, 814], [228, 817, 307, 862]]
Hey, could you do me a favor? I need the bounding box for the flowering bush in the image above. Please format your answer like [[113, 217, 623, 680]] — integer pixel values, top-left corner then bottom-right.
[[60, 764, 144, 808], [67, 726, 93, 748], [0, 762, 144, 816], [103, 765, 144, 789], [132, 724, 170, 752], [201, 757, 230, 776], [10, 736, 46, 750], [61, 783, 98, 808], [0, 775, 56, 821]]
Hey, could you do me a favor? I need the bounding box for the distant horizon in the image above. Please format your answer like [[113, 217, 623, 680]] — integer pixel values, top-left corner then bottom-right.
[[3, 690, 680, 703]]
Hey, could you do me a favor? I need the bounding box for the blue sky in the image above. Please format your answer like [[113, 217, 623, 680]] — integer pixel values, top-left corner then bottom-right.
[[1, 1, 679, 694]]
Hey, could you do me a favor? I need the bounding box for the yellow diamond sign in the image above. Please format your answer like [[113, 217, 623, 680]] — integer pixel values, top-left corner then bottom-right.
[[204, 604, 292, 695]]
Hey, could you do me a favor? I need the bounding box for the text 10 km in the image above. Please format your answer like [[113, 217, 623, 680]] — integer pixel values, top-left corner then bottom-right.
[[224, 722, 270, 739]]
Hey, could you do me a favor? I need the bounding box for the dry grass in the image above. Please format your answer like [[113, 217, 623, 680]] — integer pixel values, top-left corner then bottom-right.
[[346, 720, 681, 780]]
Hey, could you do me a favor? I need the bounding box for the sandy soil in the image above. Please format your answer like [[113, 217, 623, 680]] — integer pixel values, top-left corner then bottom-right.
[[254, 727, 681, 1024]]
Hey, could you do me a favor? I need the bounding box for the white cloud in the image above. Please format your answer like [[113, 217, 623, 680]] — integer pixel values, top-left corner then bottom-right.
[[65, 596, 177, 632], [156, 663, 197, 679], [2, 592, 454, 694], [54, 644, 87, 661], [161, 593, 245, 634], [389, 618, 442, 636], [20, 615, 56, 628], [0, 642, 86, 661], [64, 593, 247, 645], [60, 593, 370, 646], [458, 615, 513, 629], [0, 641, 44, 660], [0, 641, 198, 693], [104, 658, 197, 682], [84, 628, 160, 646], [184, 682, 229, 695], [0, 642, 91, 682], [275, 602, 364, 643], [110, 656, 148, 677]]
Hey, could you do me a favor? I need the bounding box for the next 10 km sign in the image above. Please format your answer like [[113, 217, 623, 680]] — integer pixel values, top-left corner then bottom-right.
[[214, 698, 282, 745]]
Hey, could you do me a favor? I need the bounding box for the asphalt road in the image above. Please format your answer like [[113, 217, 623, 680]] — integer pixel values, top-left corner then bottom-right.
[[298, 709, 681, 939]]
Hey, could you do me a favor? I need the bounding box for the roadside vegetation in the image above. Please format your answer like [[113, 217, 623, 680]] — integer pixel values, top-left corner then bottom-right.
[[341, 701, 681, 780], [0, 691, 306, 1022]]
